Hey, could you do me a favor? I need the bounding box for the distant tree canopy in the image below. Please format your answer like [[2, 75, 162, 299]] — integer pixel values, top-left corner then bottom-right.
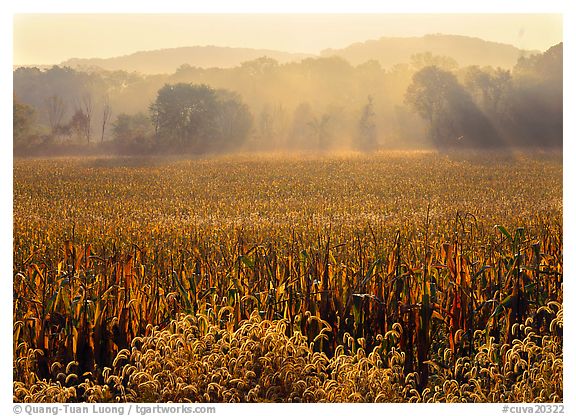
[[356, 96, 377, 151], [405, 66, 502, 149], [150, 83, 252, 153], [113, 112, 154, 143], [13, 42, 562, 155], [106, 112, 153, 154], [410, 52, 458, 71], [510, 43, 562, 146], [462, 66, 512, 118]]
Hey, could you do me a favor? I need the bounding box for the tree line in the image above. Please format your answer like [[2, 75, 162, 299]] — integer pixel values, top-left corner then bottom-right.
[[13, 43, 562, 155]]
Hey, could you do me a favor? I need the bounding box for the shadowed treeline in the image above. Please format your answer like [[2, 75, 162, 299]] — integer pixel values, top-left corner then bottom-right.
[[13, 43, 562, 156]]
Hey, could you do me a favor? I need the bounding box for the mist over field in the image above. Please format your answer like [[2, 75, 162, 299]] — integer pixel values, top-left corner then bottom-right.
[[13, 33, 562, 157]]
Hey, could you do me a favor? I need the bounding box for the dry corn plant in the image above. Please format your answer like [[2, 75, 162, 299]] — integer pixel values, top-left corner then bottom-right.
[[13, 152, 562, 402]]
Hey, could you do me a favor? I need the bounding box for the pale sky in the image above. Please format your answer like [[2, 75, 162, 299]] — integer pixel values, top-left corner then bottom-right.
[[13, 14, 562, 65]]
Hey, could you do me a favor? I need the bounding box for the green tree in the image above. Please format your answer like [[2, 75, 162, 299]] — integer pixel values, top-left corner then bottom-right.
[[405, 66, 502, 149], [13, 97, 35, 145], [462, 66, 512, 117], [68, 109, 90, 143], [113, 112, 154, 142], [150, 83, 252, 153], [510, 43, 562, 147], [514, 43, 562, 85], [214, 91, 253, 151], [111, 112, 154, 154], [405, 66, 459, 146]]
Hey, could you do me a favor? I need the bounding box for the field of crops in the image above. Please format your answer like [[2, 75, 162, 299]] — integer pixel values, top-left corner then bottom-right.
[[13, 151, 563, 402]]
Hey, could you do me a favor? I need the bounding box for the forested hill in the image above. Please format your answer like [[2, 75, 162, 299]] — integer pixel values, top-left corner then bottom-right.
[[322, 34, 538, 69], [56, 35, 535, 74], [61, 46, 314, 74]]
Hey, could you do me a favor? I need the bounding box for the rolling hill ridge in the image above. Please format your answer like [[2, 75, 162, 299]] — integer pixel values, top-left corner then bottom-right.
[[58, 34, 539, 74]]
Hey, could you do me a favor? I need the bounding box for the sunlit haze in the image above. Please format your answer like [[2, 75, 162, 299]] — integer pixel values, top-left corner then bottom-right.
[[14, 14, 562, 65]]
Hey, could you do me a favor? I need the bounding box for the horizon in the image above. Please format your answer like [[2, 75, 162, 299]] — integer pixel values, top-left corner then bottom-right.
[[13, 14, 562, 66], [13, 34, 560, 69]]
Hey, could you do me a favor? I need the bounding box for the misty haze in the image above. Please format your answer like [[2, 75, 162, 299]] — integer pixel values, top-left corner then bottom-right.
[[13, 28, 563, 155], [13, 14, 562, 407]]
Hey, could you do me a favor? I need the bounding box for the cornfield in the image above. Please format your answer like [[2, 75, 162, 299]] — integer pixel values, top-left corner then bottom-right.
[[13, 151, 563, 402]]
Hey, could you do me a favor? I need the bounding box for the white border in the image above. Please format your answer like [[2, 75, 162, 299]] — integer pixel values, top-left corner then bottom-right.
[[4, 0, 570, 13]]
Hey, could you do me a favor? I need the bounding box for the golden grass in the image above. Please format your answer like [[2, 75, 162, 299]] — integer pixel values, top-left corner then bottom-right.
[[13, 305, 562, 403], [13, 151, 562, 402]]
